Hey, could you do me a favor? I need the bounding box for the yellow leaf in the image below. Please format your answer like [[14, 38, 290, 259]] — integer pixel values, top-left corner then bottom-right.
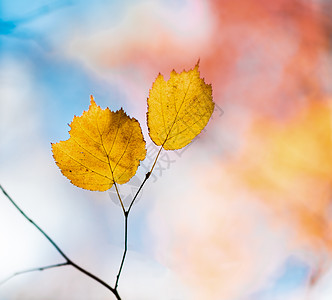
[[147, 62, 215, 150], [52, 96, 146, 191]]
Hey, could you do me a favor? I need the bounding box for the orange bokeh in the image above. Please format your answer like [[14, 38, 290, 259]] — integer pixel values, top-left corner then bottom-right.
[[236, 99, 332, 252], [72, 0, 331, 117]]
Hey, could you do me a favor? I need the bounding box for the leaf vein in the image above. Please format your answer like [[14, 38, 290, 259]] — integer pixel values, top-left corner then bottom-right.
[[56, 148, 113, 181]]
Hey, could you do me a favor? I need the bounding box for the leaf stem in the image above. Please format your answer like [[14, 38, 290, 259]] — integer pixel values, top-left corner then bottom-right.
[[0, 185, 121, 300], [149, 146, 163, 176], [114, 182, 125, 214], [127, 146, 162, 214]]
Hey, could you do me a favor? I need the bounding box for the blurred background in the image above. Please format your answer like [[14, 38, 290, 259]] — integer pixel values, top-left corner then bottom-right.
[[1, 0, 332, 299]]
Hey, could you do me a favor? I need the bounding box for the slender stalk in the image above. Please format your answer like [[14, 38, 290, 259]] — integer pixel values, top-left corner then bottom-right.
[[0, 262, 69, 286], [127, 146, 162, 214], [114, 213, 128, 289], [127, 171, 150, 214], [149, 146, 163, 176], [0, 185, 120, 300], [114, 146, 163, 291], [114, 182, 125, 214]]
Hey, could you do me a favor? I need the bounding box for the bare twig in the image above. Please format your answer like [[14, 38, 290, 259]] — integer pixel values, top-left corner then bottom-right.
[[0, 262, 69, 286], [0, 185, 120, 300], [114, 146, 162, 291]]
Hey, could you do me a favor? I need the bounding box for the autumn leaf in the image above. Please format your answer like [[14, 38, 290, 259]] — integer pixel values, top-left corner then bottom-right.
[[52, 96, 146, 191], [147, 62, 215, 150]]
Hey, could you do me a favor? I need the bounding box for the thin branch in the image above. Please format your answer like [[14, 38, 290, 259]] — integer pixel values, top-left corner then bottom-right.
[[114, 146, 163, 291], [0, 262, 69, 286], [127, 172, 150, 214], [0, 185, 121, 300], [127, 146, 162, 214], [114, 213, 128, 290], [0, 185, 70, 261], [69, 261, 121, 299]]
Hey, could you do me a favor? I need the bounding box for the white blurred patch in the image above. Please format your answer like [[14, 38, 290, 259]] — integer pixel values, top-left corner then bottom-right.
[[147, 153, 293, 300]]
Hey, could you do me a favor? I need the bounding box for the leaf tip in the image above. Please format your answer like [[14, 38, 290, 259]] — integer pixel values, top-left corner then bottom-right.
[[90, 95, 97, 107], [195, 58, 200, 69], [156, 72, 164, 80]]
